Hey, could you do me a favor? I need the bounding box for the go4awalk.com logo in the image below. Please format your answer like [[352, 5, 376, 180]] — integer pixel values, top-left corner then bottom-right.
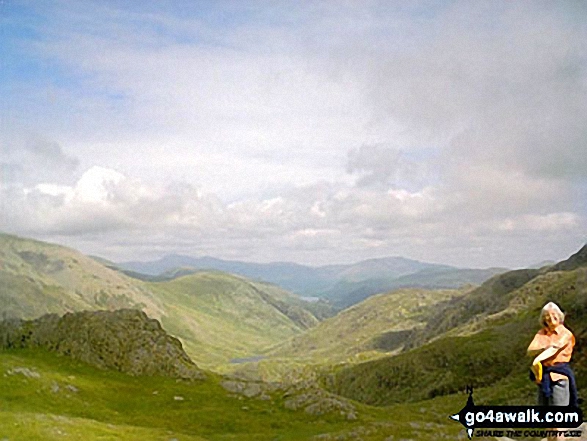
[[450, 387, 583, 439]]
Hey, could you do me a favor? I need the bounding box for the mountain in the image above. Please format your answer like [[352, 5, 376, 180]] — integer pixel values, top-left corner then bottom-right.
[[551, 244, 587, 271], [146, 272, 322, 366], [0, 233, 322, 368], [118, 254, 502, 308], [3, 232, 584, 439], [316, 257, 452, 283], [0, 233, 165, 320], [120, 254, 330, 294], [322, 267, 506, 309], [266, 287, 466, 364], [404, 244, 587, 351], [324, 244, 587, 406]]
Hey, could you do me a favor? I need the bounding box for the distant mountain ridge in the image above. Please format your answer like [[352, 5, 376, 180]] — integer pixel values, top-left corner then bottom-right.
[[118, 254, 506, 307]]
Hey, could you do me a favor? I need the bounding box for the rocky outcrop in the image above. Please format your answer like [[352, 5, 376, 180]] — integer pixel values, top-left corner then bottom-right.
[[220, 378, 358, 420], [0, 309, 205, 380], [283, 384, 358, 420]]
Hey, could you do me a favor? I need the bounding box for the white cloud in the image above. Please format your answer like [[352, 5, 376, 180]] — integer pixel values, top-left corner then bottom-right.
[[1, 1, 585, 268], [496, 213, 579, 233]]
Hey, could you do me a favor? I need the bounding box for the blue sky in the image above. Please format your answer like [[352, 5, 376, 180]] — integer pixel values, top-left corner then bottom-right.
[[1, 0, 586, 267]]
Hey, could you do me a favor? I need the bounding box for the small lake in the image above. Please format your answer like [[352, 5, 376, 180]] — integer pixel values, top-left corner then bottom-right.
[[229, 355, 266, 364]]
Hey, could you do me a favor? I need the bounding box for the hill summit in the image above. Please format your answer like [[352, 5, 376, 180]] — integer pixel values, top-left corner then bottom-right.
[[0, 309, 205, 380], [551, 243, 587, 271]]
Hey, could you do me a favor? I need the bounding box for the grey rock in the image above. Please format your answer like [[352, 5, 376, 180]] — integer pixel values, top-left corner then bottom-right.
[[221, 380, 246, 394], [0, 309, 205, 380], [65, 384, 79, 393], [221, 380, 265, 398], [283, 387, 357, 419], [6, 367, 41, 379]]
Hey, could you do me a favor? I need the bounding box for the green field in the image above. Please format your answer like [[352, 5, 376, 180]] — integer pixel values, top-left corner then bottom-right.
[[0, 348, 473, 440]]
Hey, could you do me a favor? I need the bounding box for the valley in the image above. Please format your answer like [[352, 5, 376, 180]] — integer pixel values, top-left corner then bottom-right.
[[1, 232, 586, 440]]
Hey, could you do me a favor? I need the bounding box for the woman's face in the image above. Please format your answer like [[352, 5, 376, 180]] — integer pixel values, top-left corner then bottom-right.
[[544, 310, 560, 330]]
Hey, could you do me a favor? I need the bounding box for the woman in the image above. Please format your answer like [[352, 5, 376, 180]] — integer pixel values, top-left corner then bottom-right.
[[527, 302, 577, 408]]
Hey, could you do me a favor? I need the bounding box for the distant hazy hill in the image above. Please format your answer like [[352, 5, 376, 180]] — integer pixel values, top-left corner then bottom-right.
[[118, 254, 503, 308], [119, 254, 329, 293], [0, 233, 322, 368], [325, 244, 587, 406], [324, 267, 506, 309]]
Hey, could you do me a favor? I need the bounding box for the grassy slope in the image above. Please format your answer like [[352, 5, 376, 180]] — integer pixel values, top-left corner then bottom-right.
[[267, 288, 466, 364], [326, 264, 587, 408], [0, 348, 473, 441], [147, 272, 316, 367], [0, 233, 322, 370], [0, 233, 164, 320]]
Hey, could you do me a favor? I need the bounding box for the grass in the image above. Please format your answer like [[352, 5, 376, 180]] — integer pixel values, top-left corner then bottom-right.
[[148, 273, 311, 368], [0, 412, 208, 441], [0, 347, 477, 440], [267, 288, 465, 365]]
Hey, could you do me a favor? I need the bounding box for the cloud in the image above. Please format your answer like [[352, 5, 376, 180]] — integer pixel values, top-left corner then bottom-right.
[[0, 134, 80, 186], [1, 163, 584, 267], [1, 1, 585, 268], [357, 1, 587, 182], [2, 166, 221, 235], [495, 213, 579, 233], [346, 144, 431, 189]]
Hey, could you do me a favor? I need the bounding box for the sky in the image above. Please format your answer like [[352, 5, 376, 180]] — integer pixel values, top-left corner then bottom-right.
[[0, 0, 586, 268]]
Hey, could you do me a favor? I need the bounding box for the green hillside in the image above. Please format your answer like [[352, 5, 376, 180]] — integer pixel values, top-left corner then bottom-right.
[[0, 306, 468, 440], [0, 233, 321, 370], [0, 233, 164, 320], [267, 288, 465, 364], [147, 272, 320, 367], [325, 246, 587, 407], [405, 245, 587, 350]]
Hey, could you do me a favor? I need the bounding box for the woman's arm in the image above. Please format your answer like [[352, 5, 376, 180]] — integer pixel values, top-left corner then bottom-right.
[[527, 332, 549, 356], [531, 333, 572, 364], [532, 346, 559, 364]]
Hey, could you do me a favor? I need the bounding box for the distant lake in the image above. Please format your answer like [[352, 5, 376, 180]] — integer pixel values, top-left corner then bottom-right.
[[230, 355, 266, 364]]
